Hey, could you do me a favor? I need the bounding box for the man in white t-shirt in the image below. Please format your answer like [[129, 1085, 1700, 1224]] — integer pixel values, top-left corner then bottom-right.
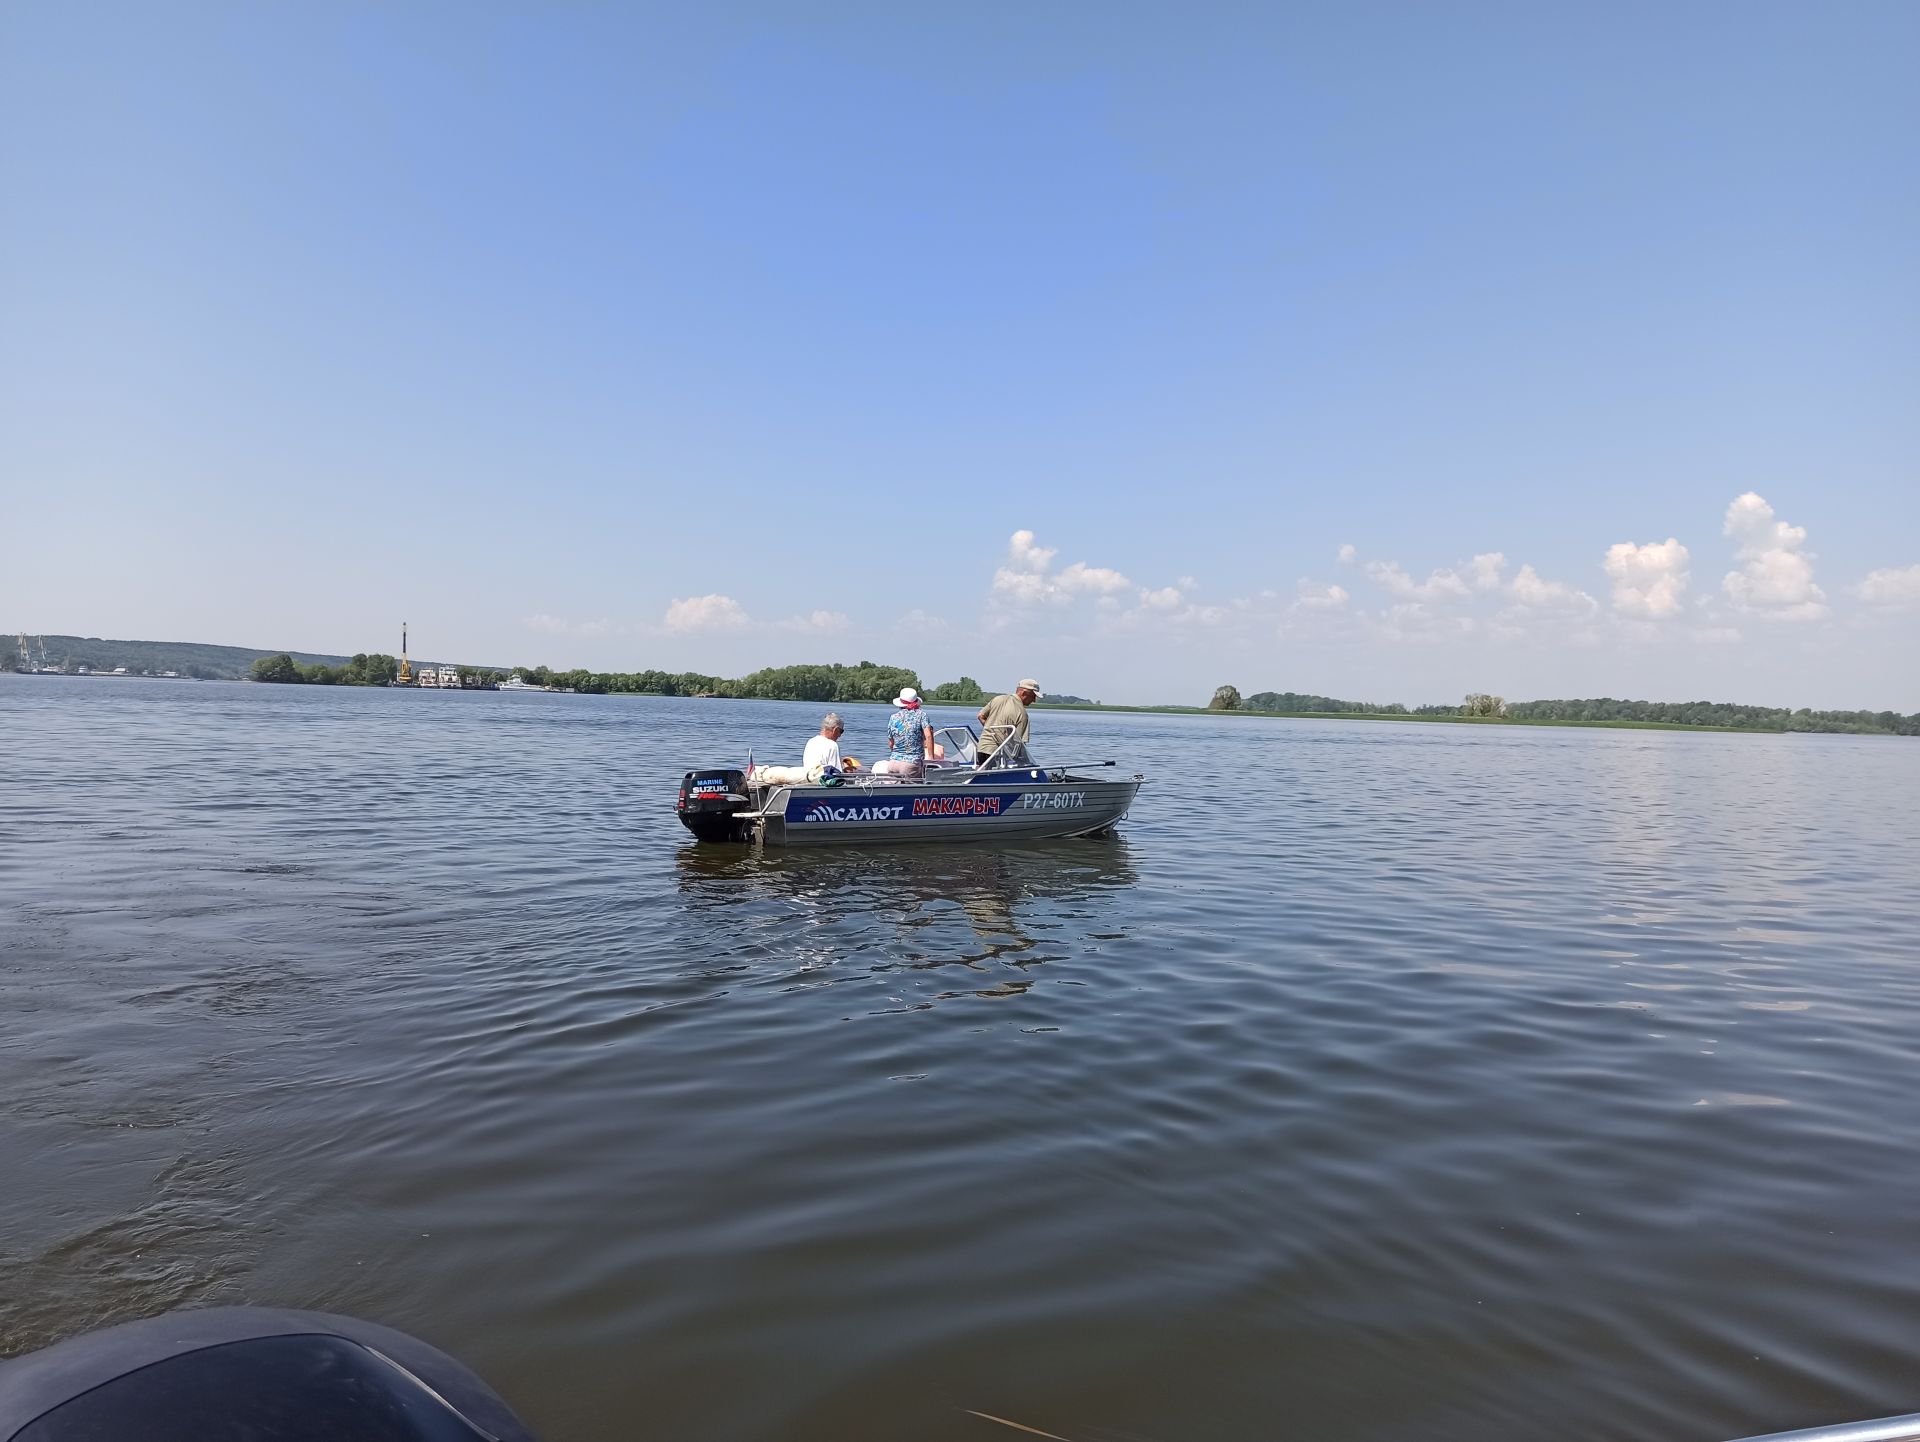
[[753, 713, 859, 786], [803, 713, 848, 776]]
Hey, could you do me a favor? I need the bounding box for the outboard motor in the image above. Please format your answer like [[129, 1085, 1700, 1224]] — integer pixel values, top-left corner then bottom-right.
[[677, 767, 750, 842], [0, 1306, 538, 1441]]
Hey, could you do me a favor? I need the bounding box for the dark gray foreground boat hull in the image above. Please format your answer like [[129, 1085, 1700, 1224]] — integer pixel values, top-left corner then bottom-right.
[[0, 1306, 538, 1441]]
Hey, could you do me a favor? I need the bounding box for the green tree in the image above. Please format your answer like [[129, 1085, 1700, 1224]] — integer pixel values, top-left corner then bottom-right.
[[734, 664, 838, 701], [1462, 693, 1507, 717], [1208, 684, 1242, 711], [1245, 690, 1402, 714], [251, 653, 302, 684], [931, 677, 985, 704]]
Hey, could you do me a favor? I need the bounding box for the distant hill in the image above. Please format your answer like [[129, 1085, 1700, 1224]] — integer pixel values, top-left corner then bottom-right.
[[9, 635, 355, 679]]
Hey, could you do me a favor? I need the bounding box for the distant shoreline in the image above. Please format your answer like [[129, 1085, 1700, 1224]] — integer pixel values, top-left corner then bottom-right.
[[653, 693, 1773, 734], [8, 638, 1911, 736], [0, 679, 1746, 732], [0, 672, 1870, 735], [1027, 702, 1762, 734]]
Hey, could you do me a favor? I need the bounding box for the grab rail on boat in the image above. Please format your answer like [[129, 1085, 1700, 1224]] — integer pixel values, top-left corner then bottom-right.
[[976, 729, 1031, 772], [1722, 1413, 1920, 1442]]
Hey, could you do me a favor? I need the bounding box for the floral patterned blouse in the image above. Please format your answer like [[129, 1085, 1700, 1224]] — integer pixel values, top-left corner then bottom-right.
[[887, 708, 929, 761]]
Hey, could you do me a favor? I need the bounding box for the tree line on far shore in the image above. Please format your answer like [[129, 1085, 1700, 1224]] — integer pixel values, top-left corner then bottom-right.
[[1209, 687, 1416, 715], [251, 653, 402, 686], [247, 655, 995, 705], [499, 661, 985, 703], [1206, 685, 1920, 736], [219, 654, 1920, 737], [1502, 697, 1920, 735]]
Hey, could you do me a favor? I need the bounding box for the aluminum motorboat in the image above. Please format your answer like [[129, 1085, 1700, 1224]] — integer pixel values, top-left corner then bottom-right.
[[677, 725, 1144, 846]]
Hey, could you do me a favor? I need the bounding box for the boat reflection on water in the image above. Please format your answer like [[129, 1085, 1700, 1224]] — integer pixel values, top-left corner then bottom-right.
[[672, 838, 1141, 997]]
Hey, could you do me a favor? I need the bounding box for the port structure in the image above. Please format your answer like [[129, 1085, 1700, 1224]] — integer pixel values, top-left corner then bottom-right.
[[16, 635, 52, 672], [397, 622, 413, 685]]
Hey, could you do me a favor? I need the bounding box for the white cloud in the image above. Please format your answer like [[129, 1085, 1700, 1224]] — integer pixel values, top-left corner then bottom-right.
[[1292, 580, 1350, 612], [1057, 560, 1132, 595], [663, 594, 749, 632], [1113, 592, 1230, 628], [1365, 560, 1472, 602], [1724, 491, 1807, 555], [1007, 529, 1056, 573], [990, 567, 1053, 605], [1857, 564, 1920, 607], [1721, 492, 1826, 621], [1340, 548, 1601, 626], [1177, 575, 1198, 590], [524, 613, 621, 636], [991, 530, 1132, 607], [1604, 538, 1690, 618], [1173, 603, 1227, 626], [1377, 601, 1477, 641], [1725, 563, 1828, 620], [777, 609, 849, 633], [1509, 563, 1597, 613], [1336, 543, 1357, 565], [1469, 552, 1507, 591]]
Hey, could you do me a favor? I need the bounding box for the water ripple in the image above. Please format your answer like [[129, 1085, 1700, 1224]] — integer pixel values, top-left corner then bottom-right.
[[4, 679, 1920, 1441]]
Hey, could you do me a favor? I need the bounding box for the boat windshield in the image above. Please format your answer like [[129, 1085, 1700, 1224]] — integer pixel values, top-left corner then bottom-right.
[[932, 726, 980, 766], [982, 737, 1032, 768]]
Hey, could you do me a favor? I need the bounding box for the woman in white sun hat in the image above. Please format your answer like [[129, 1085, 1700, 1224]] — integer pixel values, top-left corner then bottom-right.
[[874, 686, 936, 778]]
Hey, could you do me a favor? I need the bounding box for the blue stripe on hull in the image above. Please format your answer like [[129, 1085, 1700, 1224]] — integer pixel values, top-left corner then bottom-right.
[[757, 777, 1140, 847]]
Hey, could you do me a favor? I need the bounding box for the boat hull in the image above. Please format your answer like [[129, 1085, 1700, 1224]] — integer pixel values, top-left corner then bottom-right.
[[746, 769, 1142, 847]]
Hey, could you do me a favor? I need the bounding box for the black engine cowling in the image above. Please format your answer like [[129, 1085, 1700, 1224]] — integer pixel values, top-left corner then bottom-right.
[[677, 768, 750, 842]]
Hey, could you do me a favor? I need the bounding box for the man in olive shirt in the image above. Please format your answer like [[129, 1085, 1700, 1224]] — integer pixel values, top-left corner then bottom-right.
[[975, 678, 1040, 767]]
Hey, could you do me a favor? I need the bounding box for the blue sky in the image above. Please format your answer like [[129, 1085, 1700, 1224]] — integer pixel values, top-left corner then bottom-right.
[[4, 2, 1917, 707]]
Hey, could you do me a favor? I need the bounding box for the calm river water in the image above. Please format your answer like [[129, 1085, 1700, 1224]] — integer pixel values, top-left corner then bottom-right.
[[4, 677, 1920, 1441]]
